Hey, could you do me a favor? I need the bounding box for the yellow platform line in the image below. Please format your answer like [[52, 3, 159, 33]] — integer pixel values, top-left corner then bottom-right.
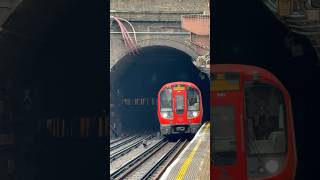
[[175, 123, 209, 180]]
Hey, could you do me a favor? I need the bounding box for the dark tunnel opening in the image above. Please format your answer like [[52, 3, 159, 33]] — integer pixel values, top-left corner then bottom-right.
[[111, 46, 210, 134]]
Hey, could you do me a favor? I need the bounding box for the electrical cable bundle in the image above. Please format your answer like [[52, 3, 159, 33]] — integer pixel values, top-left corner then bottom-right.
[[110, 16, 138, 54]]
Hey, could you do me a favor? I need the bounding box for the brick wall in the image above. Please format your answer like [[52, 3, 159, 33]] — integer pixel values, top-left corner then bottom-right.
[[110, 0, 209, 66], [110, 0, 209, 13]]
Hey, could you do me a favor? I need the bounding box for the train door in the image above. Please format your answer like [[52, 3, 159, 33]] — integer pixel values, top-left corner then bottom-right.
[[212, 91, 247, 180], [172, 85, 188, 128]]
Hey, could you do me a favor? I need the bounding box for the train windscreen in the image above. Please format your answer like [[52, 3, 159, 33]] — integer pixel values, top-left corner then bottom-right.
[[187, 87, 200, 118], [245, 83, 287, 177], [212, 105, 236, 165], [160, 88, 173, 118]]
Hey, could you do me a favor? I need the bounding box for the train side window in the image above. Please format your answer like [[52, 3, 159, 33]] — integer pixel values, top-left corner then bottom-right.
[[212, 105, 236, 165], [245, 83, 287, 177]]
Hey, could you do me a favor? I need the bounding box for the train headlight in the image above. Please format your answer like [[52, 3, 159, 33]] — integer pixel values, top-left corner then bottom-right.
[[161, 111, 172, 118], [188, 111, 199, 118], [192, 111, 198, 117], [265, 160, 279, 173], [162, 112, 168, 118]]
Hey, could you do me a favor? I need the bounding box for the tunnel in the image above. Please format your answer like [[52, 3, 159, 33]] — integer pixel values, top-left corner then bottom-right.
[[0, 0, 108, 179], [110, 45, 210, 134]]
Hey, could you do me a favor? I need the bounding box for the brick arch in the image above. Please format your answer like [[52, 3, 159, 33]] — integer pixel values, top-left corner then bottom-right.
[[110, 38, 198, 95], [111, 38, 197, 72], [136, 38, 197, 58]]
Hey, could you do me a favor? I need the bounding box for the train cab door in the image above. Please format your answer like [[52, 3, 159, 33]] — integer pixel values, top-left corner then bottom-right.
[[212, 91, 247, 180], [172, 85, 188, 130]]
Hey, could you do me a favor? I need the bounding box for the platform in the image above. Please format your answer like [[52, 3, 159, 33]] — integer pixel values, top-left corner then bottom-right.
[[160, 122, 210, 180]]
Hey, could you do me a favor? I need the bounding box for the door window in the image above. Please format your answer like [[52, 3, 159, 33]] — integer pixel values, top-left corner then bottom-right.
[[175, 95, 184, 114]]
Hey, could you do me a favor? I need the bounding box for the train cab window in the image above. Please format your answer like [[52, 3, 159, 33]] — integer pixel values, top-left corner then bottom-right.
[[212, 106, 236, 165], [160, 88, 173, 119], [187, 87, 200, 110], [187, 87, 200, 118], [175, 95, 184, 114], [245, 83, 287, 177], [160, 88, 173, 112]]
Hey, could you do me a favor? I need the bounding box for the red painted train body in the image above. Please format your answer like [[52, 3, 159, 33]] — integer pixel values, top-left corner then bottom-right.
[[157, 81, 203, 136], [211, 64, 297, 180]]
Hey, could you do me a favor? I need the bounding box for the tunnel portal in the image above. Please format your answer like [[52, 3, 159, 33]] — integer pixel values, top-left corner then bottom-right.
[[110, 45, 210, 134]]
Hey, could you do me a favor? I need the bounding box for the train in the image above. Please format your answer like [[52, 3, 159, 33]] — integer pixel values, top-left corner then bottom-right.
[[157, 81, 203, 136], [211, 64, 297, 180]]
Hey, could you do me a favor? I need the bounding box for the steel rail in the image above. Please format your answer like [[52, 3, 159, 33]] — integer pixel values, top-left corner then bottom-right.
[[110, 135, 129, 145], [110, 138, 166, 180], [141, 139, 187, 180], [110, 135, 140, 151], [110, 135, 155, 162], [152, 139, 189, 179]]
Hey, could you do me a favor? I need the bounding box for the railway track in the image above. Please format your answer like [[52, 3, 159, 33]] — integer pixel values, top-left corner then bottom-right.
[[110, 138, 188, 180], [110, 137, 163, 174], [110, 135, 154, 162], [110, 135, 129, 145], [141, 139, 188, 180], [110, 135, 141, 151]]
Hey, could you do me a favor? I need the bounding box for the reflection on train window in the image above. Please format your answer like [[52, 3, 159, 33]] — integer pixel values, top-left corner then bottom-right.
[[176, 95, 184, 114], [245, 83, 287, 155], [212, 106, 236, 165], [187, 87, 200, 111], [160, 88, 172, 112]]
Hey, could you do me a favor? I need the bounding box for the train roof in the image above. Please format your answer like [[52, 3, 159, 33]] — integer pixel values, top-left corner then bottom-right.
[[159, 81, 200, 90], [211, 64, 285, 88]]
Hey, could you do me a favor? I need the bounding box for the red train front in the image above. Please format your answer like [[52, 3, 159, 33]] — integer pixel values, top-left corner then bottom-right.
[[157, 81, 203, 136], [211, 64, 297, 180]]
